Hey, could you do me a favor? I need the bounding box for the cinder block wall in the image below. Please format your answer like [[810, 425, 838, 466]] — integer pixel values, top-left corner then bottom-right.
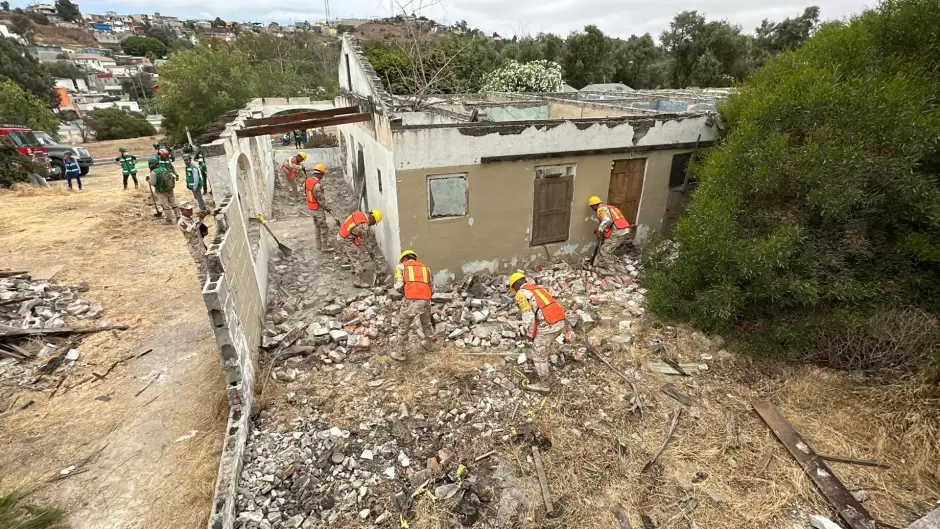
[[202, 193, 265, 529]]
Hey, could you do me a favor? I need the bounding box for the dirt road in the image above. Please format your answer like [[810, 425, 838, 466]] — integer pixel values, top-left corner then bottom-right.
[[0, 163, 226, 529]]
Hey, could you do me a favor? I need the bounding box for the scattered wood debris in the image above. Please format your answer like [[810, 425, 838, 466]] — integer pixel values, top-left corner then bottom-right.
[[661, 383, 692, 406], [642, 407, 682, 473], [612, 503, 634, 529], [92, 349, 153, 381], [752, 400, 880, 529], [642, 362, 706, 375], [532, 446, 553, 516]]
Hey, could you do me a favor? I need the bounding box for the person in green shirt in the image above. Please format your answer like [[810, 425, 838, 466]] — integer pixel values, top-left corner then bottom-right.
[[183, 153, 207, 212], [147, 156, 179, 224], [114, 147, 138, 190], [195, 149, 209, 195]]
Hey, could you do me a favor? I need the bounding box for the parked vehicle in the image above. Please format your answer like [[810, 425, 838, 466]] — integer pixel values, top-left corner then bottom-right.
[[34, 131, 94, 178], [0, 124, 58, 178]]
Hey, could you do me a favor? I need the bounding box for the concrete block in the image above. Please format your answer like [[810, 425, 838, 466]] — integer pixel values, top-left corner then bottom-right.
[[907, 508, 940, 529]]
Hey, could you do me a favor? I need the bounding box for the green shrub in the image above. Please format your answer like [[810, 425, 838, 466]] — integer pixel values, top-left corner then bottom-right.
[[644, 0, 940, 369], [84, 107, 156, 140], [0, 490, 68, 528]]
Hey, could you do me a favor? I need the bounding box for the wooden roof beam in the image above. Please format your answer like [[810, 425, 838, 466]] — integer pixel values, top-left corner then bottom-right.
[[235, 113, 372, 138], [243, 106, 360, 127]]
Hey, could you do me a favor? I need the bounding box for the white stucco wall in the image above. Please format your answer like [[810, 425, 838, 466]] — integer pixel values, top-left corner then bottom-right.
[[261, 98, 335, 117], [392, 115, 718, 171]]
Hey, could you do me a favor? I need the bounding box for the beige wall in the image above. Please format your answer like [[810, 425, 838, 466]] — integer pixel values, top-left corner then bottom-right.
[[395, 148, 694, 281], [547, 101, 643, 119]]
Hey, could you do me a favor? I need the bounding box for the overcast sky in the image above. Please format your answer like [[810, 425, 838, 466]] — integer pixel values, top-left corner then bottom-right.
[[14, 0, 874, 40]]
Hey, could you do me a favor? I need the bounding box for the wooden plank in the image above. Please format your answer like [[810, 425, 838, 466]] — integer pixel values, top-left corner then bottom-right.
[[243, 106, 359, 127], [0, 325, 131, 341], [531, 446, 554, 515], [236, 113, 372, 138], [817, 454, 891, 470], [662, 383, 692, 406], [0, 297, 34, 307], [752, 401, 879, 529]]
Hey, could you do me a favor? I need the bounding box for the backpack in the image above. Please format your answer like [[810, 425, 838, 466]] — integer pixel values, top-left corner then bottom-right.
[[156, 167, 175, 191]]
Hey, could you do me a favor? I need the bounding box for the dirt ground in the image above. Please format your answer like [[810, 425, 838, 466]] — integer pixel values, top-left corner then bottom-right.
[[81, 137, 165, 160], [0, 163, 227, 529], [247, 176, 940, 529]]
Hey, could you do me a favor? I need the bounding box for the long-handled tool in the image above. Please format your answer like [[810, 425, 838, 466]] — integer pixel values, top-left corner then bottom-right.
[[255, 215, 293, 257], [587, 234, 602, 269], [146, 183, 162, 217]]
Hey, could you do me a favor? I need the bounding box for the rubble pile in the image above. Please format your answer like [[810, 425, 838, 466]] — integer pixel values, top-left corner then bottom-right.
[[1, 275, 102, 329], [237, 360, 547, 529]]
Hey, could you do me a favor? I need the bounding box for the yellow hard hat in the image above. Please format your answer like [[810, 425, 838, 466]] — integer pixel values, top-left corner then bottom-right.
[[399, 249, 417, 262], [313, 163, 327, 174], [508, 272, 527, 291], [588, 196, 602, 206], [370, 209, 383, 223], [297, 152, 308, 161]]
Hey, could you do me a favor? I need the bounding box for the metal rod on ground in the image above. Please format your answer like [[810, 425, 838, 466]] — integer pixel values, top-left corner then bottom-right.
[[586, 343, 643, 418], [817, 454, 891, 469]]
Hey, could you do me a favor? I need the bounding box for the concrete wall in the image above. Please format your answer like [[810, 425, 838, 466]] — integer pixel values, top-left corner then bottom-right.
[[392, 115, 717, 170], [273, 147, 342, 172], [394, 147, 694, 283], [335, 36, 402, 270], [202, 194, 265, 529], [481, 105, 549, 121], [260, 97, 334, 117]]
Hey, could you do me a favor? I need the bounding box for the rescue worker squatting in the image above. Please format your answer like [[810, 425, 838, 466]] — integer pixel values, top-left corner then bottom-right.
[[337, 209, 383, 288], [278, 152, 307, 203], [392, 250, 440, 361], [589, 196, 631, 273], [304, 163, 333, 251], [510, 272, 565, 394]]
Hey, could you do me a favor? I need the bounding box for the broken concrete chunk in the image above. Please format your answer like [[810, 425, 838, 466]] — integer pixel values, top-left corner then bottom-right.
[[322, 304, 343, 316], [328, 330, 348, 342], [808, 515, 841, 529]]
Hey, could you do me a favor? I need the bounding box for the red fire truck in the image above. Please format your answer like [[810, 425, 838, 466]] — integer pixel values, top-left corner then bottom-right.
[[0, 123, 58, 177]]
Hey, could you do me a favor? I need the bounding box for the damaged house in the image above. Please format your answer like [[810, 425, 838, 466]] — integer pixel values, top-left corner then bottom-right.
[[334, 37, 725, 284], [336, 38, 720, 283]]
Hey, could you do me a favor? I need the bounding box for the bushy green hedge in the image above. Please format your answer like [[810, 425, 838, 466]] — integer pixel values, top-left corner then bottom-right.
[[84, 108, 156, 141], [644, 0, 940, 369]]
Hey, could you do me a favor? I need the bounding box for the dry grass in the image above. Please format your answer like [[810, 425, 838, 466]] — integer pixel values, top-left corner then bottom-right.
[[80, 136, 164, 159], [0, 165, 226, 529], [0, 185, 72, 197]]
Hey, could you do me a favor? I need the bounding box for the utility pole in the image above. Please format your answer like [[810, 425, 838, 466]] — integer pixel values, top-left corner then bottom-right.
[[323, 0, 331, 24]]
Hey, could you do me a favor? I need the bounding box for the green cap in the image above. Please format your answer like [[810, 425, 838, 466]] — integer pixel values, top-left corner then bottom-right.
[[148, 156, 159, 164], [119, 147, 127, 152]]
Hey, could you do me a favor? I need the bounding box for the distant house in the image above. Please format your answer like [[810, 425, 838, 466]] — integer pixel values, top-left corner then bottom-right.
[[91, 23, 113, 32], [55, 77, 89, 92], [579, 83, 635, 93], [0, 23, 27, 45], [80, 47, 111, 56], [28, 44, 65, 62], [25, 3, 57, 16], [267, 22, 281, 32], [72, 54, 118, 73], [93, 31, 122, 44]]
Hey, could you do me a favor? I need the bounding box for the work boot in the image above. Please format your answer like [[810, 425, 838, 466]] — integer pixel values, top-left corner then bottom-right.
[[390, 350, 407, 362], [421, 339, 441, 352], [524, 381, 552, 394]]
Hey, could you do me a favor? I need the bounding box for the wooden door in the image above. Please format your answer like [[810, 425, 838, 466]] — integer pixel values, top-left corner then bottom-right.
[[607, 158, 646, 224], [531, 175, 574, 245]]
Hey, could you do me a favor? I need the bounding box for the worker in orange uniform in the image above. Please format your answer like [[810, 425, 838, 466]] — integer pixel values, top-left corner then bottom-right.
[[304, 163, 333, 251], [391, 250, 440, 361], [277, 152, 307, 203], [509, 272, 565, 393], [337, 209, 383, 288], [588, 196, 631, 273]]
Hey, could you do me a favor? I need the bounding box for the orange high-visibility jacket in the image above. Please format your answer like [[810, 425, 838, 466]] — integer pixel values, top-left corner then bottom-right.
[[304, 177, 320, 210], [278, 158, 299, 180], [339, 211, 368, 246], [520, 284, 565, 325], [601, 204, 631, 238], [402, 260, 432, 300]]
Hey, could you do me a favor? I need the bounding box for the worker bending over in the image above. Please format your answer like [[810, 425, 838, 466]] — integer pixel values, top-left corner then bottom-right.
[[392, 250, 440, 361], [304, 163, 333, 251], [509, 272, 565, 394], [337, 209, 383, 288], [588, 196, 631, 273], [278, 152, 306, 203]]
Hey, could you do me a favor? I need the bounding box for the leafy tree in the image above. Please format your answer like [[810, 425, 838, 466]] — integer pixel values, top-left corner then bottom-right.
[[121, 73, 155, 101], [563, 25, 615, 88], [661, 11, 750, 87], [44, 61, 87, 81], [0, 81, 60, 135], [54, 0, 81, 22], [146, 26, 173, 47], [612, 34, 668, 89], [756, 6, 820, 55], [537, 33, 565, 63], [235, 32, 339, 98], [168, 38, 195, 54], [154, 46, 259, 145], [0, 38, 58, 106], [9, 14, 33, 43], [0, 143, 43, 187], [211, 17, 226, 28], [644, 0, 940, 364], [0, 2, 9, 12], [84, 107, 157, 140], [121, 36, 167, 58], [26, 12, 49, 25], [482, 60, 563, 92]]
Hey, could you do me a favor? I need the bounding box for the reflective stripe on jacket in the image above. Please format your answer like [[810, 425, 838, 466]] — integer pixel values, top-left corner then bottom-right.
[[339, 211, 368, 246], [304, 177, 320, 210], [520, 284, 565, 325], [278, 159, 298, 180], [402, 261, 432, 300], [601, 204, 631, 238], [64, 159, 80, 177]]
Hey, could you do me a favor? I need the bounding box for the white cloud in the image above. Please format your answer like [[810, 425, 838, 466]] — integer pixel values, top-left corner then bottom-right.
[[76, 0, 873, 39]]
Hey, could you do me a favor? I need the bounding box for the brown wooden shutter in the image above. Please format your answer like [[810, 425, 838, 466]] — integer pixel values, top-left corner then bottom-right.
[[531, 175, 574, 245]]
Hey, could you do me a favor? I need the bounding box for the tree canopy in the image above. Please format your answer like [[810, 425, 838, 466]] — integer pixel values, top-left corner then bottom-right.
[[54, 0, 81, 22], [0, 80, 60, 135], [643, 0, 940, 367], [482, 60, 563, 92], [84, 108, 156, 140], [0, 38, 57, 106], [121, 36, 167, 58]]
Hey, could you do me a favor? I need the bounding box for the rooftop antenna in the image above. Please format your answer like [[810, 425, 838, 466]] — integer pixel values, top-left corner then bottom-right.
[[324, 0, 331, 24]]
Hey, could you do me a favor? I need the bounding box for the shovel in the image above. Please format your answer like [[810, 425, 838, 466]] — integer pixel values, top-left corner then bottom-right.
[[146, 184, 162, 217], [255, 215, 293, 257]]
